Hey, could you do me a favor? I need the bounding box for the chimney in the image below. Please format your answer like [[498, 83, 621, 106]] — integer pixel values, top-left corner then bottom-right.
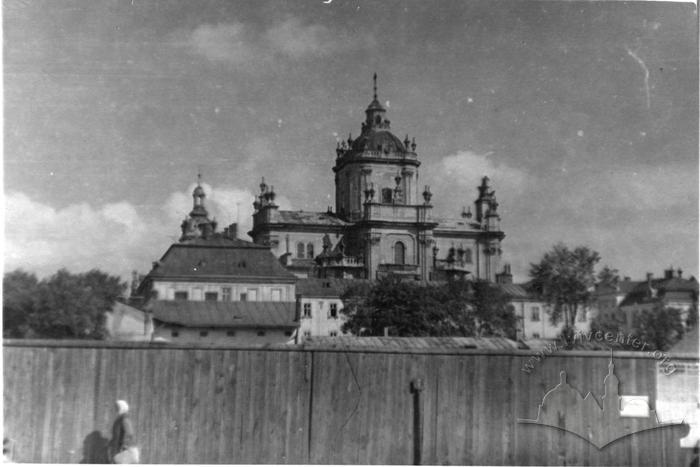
[[227, 223, 238, 240], [496, 264, 513, 285], [664, 268, 674, 280], [646, 272, 653, 283], [677, 268, 683, 278]]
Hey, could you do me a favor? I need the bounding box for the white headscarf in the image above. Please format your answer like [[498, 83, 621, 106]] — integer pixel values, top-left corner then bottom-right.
[[116, 400, 129, 415]]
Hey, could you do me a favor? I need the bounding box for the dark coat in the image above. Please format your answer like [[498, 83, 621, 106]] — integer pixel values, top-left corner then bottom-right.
[[111, 414, 134, 454]]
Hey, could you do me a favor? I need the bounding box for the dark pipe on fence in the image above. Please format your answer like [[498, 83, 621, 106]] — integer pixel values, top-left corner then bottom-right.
[[410, 378, 424, 465]]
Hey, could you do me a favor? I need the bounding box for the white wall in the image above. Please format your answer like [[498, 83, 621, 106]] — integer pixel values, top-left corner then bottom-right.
[[152, 280, 294, 302], [298, 297, 347, 340]]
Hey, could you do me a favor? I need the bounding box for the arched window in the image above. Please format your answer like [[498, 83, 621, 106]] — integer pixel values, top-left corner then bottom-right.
[[465, 248, 472, 264], [381, 188, 393, 204], [394, 241, 406, 265], [307, 243, 315, 259], [296, 242, 305, 259]]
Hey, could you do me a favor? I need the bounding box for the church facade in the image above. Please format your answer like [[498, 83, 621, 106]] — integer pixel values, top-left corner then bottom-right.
[[249, 75, 505, 282]]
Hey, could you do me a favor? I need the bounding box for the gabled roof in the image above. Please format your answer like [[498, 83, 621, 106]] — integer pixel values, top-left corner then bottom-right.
[[594, 280, 642, 297], [304, 336, 523, 350], [151, 300, 298, 328], [146, 241, 297, 282], [276, 211, 351, 227], [619, 277, 698, 308], [296, 278, 371, 298]]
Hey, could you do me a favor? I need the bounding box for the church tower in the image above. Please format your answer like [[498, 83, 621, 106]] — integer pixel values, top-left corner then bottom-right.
[[333, 74, 421, 221]]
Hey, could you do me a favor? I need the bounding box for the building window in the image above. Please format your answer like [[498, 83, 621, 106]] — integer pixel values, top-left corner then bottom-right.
[[303, 303, 312, 318], [171, 330, 179, 337], [199, 331, 208, 337], [465, 248, 472, 264], [394, 241, 406, 265], [329, 303, 338, 319], [307, 243, 315, 259], [297, 242, 305, 258], [303, 331, 311, 338], [531, 307, 540, 322], [284, 331, 293, 337], [382, 188, 393, 203], [247, 289, 258, 301], [222, 287, 231, 302], [174, 291, 188, 301], [240, 293, 247, 302], [257, 331, 266, 337], [330, 331, 338, 337], [226, 330, 235, 337], [271, 289, 282, 302], [532, 333, 540, 339], [205, 292, 218, 301]]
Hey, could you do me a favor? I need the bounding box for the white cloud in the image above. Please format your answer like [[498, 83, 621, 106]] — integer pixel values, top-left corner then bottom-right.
[[5, 184, 287, 282], [187, 18, 374, 65], [431, 150, 529, 216], [189, 22, 257, 64]]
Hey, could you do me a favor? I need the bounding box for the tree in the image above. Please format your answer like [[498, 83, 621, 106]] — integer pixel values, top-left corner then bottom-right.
[[3, 270, 40, 337], [631, 305, 685, 351], [471, 280, 517, 339], [340, 277, 516, 338], [3, 268, 126, 339], [597, 265, 620, 287], [529, 243, 601, 330]]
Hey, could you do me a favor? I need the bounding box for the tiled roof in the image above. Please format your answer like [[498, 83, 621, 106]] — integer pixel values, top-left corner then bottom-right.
[[151, 300, 298, 328], [296, 278, 371, 298], [276, 211, 351, 226], [178, 237, 263, 248], [619, 277, 698, 308], [594, 280, 643, 297], [147, 243, 297, 281], [497, 283, 531, 299], [304, 336, 523, 350]]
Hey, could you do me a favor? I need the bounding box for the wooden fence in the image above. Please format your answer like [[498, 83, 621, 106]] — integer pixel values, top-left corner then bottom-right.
[[3, 340, 697, 465]]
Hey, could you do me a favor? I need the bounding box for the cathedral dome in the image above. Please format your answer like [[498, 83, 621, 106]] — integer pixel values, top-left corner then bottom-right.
[[351, 129, 407, 153]]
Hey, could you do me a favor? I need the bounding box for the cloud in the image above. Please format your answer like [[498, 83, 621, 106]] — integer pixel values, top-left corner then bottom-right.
[[187, 18, 374, 65], [5, 184, 287, 282], [189, 22, 256, 64], [429, 150, 529, 216]]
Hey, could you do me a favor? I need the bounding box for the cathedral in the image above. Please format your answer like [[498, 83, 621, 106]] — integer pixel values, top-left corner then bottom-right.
[[249, 75, 505, 282]]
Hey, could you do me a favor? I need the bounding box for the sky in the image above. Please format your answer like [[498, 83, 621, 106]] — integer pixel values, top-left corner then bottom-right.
[[4, 0, 698, 285]]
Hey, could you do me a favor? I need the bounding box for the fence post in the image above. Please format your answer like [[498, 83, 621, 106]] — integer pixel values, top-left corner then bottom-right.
[[410, 378, 424, 465]]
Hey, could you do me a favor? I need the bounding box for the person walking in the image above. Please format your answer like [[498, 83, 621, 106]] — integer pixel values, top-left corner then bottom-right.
[[109, 400, 139, 463]]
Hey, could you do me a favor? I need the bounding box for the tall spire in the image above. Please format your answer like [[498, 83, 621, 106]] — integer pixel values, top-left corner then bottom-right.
[[373, 72, 378, 101]]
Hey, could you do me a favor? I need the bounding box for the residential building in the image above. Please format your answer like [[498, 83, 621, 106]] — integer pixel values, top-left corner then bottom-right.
[[136, 181, 299, 344], [249, 75, 505, 282], [295, 278, 370, 341], [618, 268, 698, 328], [105, 301, 153, 341], [496, 264, 593, 341]]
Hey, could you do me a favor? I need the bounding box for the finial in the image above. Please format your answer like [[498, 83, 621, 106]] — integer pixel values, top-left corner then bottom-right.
[[373, 73, 377, 101]]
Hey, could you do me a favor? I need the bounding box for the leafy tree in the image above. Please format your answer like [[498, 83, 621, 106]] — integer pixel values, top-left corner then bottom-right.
[[631, 305, 685, 351], [471, 280, 517, 339], [340, 278, 516, 338], [597, 265, 620, 287], [529, 243, 600, 329], [3, 268, 126, 339], [3, 270, 40, 337]]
